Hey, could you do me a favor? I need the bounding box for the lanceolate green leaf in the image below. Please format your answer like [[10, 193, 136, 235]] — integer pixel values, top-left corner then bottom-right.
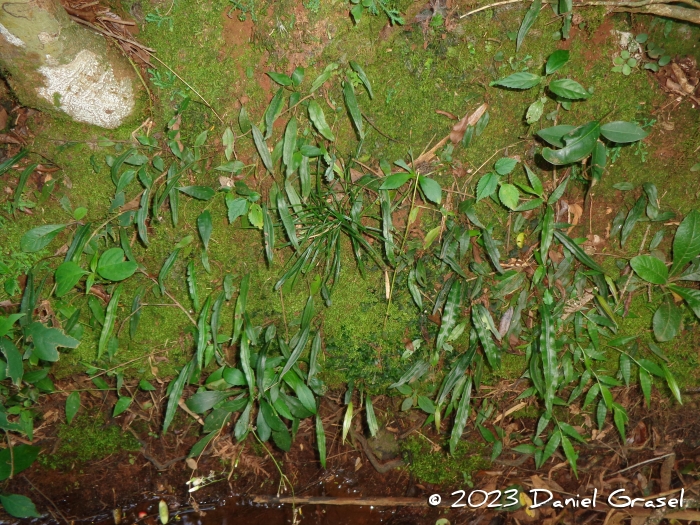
[[98, 284, 122, 359], [449, 377, 472, 455], [350, 61, 374, 99], [66, 391, 80, 424], [560, 433, 578, 478], [539, 302, 558, 413], [343, 80, 364, 139], [380, 172, 411, 190], [670, 210, 700, 276], [277, 194, 299, 250], [621, 195, 646, 246], [516, 0, 541, 51], [380, 190, 395, 265], [482, 228, 504, 274], [365, 397, 379, 437], [158, 248, 180, 295], [630, 255, 668, 284], [436, 280, 462, 352], [553, 231, 605, 274], [308, 100, 335, 141], [283, 117, 297, 176], [316, 413, 327, 468], [342, 402, 353, 444], [540, 206, 555, 264], [590, 140, 607, 184], [662, 363, 682, 404], [473, 305, 501, 369], [197, 210, 213, 251], [491, 71, 542, 90], [263, 88, 285, 139], [668, 284, 700, 319], [262, 205, 275, 264], [252, 124, 275, 174]]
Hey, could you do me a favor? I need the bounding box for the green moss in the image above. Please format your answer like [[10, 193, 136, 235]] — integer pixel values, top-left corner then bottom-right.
[[401, 434, 489, 486], [39, 412, 141, 469]]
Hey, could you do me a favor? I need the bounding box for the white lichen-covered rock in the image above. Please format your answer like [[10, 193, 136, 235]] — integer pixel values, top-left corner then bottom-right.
[[36, 49, 134, 129]]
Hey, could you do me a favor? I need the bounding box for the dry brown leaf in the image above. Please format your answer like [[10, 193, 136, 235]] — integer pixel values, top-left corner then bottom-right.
[[0, 133, 22, 144], [566, 203, 583, 234], [660, 453, 675, 492], [0, 107, 7, 130], [671, 63, 695, 94], [350, 168, 364, 183], [450, 103, 488, 144], [436, 110, 458, 120]]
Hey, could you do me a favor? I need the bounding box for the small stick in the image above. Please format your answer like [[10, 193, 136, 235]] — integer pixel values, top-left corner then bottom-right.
[[22, 475, 70, 525], [149, 55, 224, 123], [604, 452, 675, 478], [460, 0, 525, 17]]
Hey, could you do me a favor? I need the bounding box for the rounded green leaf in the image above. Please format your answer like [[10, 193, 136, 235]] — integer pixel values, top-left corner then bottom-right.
[[630, 255, 668, 284], [55, 261, 88, 297], [96, 248, 138, 281], [494, 157, 518, 175], [20, 224, 66, 253], [499, 184, 520, 210], [622, 63, 631, 75], [476, 172, 498, 201], [73, 207, 88, 220], [549, 79, 590, 100], [0, 494, 41, 518], [600, 121, 649, 144], [248, 203, 263, 230], [542, 121, 600, 165], [537, 125, 576, 147], [613, 56, 624, 66], [418, 175, 442, 204], [635, 33, 648, 43], [546, 49, 570, 74], [658, 55, 671, 67], [653, 301, 681, 342]]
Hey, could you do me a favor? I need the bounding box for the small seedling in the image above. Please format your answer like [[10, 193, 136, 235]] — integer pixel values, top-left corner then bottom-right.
[[612, 50, 637, 75]]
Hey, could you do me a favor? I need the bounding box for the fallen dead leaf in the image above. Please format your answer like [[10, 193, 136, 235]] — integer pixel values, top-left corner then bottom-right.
[[450, 103, 488, 144]]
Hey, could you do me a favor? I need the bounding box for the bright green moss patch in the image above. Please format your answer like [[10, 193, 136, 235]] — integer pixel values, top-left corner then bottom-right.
[[402, 434, 489, 486], [40, 412, 141, 469]]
